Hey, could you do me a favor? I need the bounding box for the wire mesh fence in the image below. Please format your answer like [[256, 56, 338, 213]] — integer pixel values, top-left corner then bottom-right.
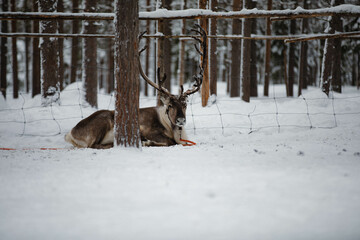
[[1, 82, 360, 140]]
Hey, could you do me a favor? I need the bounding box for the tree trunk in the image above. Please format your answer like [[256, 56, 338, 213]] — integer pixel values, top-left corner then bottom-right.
[[0, 0, 8, 99], [39, 0, 59, 106], [263, 0, 272, 97], [70, 0, 80, 84], [298, 0, 309, 96], [32, 0, 40, 98], [83, 0, 98, 108], [331, 1, 344, 93], [11, 0, 18, 99], [58, 0, 64, 91], [287, 18, 296, 97], [283, 44, 289, 96], [156, 18, 165, 106], [106, 39, 114, 94], [179, 0, 187, 88], [230, 0, 242, 98], [114, 0, 141, 148], [163, 0, 172, 93], [250, 0, 257, 97], [199, 0, 209, 107], [144, 0, 151, 96], [24, 0, 31, 93], [210, 0, 218, 97], [241, 0, 251, 102]]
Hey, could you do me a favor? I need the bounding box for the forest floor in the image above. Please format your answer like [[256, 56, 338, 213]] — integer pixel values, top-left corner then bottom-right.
[[1, 83, 360, 240]]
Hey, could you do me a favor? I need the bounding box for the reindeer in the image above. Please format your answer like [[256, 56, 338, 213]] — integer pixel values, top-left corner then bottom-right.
[[65, 25, 207, 148]]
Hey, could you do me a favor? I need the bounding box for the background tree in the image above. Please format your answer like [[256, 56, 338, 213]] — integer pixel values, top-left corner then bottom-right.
[[230, 0, 242, 98], [10, 0, 18, 99], [32, 0, 40, 98], [70, 0, 80, 84], [114, 0, 141, 148], [0, 0, 8, 99], [39, 0, 59, 106], [241, 0, 251, 102], [82, 0, 98, 108]]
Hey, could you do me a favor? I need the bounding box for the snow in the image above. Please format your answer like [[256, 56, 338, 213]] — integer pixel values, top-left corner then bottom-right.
[[1, 82, 360, 239]]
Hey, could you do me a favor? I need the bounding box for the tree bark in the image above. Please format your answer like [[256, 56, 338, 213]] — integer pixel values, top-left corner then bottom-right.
[[230, 0, 242, 98], [298, 0, 309, 96], [24, 0, 31, 93], [144, 0, 151, 96], [250, 0, 257, 97], [263, 0, 272, 97], [287, 18, 296, 97], [0, 0, 8, 99], [241, 0, 251, 102], [114, 0, 141, 148], [83, 0, 98, 108], [163, 0, 172, 93], [11, 0, 18, 99], [32, 0, 40, 98], [199, 0, 209, 107], [331, 1, 344, 93], [210, 0, 218, 96], [39, 0, 59, 106], [70, 0, 80, 84], [58, 0, 64, 91], [179, 0, 187, 88]]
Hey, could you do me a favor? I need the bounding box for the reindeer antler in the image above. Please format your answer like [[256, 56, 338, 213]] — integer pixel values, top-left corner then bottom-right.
[[183, 24, 207, 97], [138, 31, 172, 97]]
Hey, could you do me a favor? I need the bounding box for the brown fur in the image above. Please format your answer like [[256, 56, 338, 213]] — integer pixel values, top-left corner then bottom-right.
[[65, 98, 189, 149]]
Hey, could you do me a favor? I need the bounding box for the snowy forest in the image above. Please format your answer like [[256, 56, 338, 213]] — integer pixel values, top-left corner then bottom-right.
[[1, 0, 359, 107]]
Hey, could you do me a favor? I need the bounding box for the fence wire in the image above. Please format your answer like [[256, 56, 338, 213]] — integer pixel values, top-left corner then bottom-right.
[[1, 85, 360, 138]]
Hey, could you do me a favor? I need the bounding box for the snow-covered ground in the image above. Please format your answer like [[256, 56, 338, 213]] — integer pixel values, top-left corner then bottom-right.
[[1, 82, 360, 240]]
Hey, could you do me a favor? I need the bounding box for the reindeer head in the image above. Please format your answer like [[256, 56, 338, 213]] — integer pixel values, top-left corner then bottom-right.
[[139, 24, 207, 128]]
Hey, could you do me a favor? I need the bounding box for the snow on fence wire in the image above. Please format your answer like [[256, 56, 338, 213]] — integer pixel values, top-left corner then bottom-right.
[[1, 83, 360, 138]]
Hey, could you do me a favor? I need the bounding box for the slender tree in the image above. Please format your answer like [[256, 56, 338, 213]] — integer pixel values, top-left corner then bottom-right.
[[298, 0, 309, 96], [199, 0, 209, 106], [32, 0, 40, 98], [24, 0, 31, 93], [263, 0, 272, 97], [250, 0, 258, 97], [210, 0, 218, 96], [70, 0, 80, 84], [163, 0, 172, 92], [10, 0, 19, 99], [114, 0, 141, 148], [83, 0, 98, 108], [287, 18, 296, 97], [58, 0, 64, 91], [230, 0, 242, 97], [39, 0, 59, 106], [0, 0, 8, 99], [241, 0, 251, 102], [106, 39, 114, 94], [178, 0, 187, 88]]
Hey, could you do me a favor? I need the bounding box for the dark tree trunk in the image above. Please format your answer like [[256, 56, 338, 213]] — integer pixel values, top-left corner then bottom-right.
[[331, 1, 344, 93], [321, 0, 344, 96], [83, 0, 98, 108], [106, 39, 114, 94], [230, 0, 242, 97], [157, 18, 165, 106], [250, 0, 257, 97], [210, 0, 218, 96], [32, 0, 40, 98], [179, 0, 187, 89], [287, 18, 296, 97], [24, 0, 31, 93], [114, 0, 141, 148], [241, 0, 252, 102], [99, 58, 104, 90], [263, 0, 272, 97], [58, 0, 64, 91], [70, 0, 80, 84], [298, 0, 309, 96], [0, 0, 8, 99], [163, 0, 172, 93], [199, 0, 209, 106], [11, 0, 19, 99], [39, 0, 59, 106], [144, 0, 151, 96]]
